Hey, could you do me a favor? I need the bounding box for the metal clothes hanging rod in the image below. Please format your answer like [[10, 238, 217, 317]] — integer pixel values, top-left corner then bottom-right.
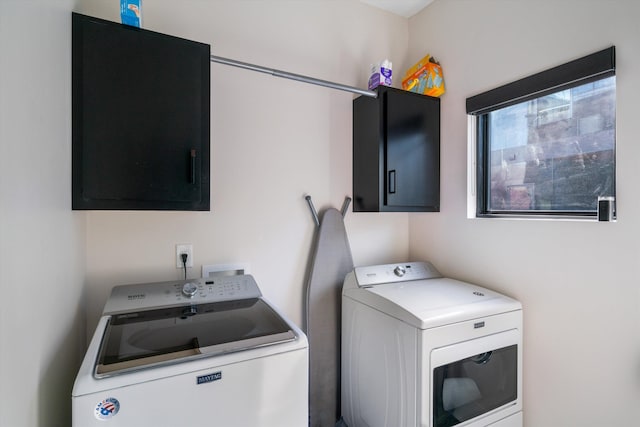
[[210, 54, 378, 98]]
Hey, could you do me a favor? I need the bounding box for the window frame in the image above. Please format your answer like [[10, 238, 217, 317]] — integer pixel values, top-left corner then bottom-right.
[[466, 47, 616, 219]]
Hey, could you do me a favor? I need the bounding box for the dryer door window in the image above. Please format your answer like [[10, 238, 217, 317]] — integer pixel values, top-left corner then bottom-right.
[[430, 329, 520, 427]]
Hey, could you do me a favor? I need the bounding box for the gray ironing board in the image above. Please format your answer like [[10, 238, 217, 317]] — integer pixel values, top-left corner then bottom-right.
[[305, 204, 354, 427]]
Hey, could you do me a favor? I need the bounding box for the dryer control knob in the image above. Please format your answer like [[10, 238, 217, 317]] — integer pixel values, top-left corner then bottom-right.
[[182, 282, 198, 298], [393, 266, 406, 277]]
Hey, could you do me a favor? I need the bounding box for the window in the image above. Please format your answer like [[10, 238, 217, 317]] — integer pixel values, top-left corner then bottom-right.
[[467, 47, 616, 219]]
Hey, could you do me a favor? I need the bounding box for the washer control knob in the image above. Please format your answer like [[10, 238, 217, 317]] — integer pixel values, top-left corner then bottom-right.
[[393, 265, 406, 277], [182, 282, 198, 298]]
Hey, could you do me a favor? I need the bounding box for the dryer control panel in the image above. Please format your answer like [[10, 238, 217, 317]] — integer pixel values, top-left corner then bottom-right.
[[103, 274, 262, 314], [354, 261, 442, 287]]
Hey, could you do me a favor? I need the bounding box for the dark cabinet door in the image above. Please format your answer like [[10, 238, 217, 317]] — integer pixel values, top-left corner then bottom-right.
[[385, 89, 440, 209], [80, 47, 206, 205], [353, 86, 440, 212]]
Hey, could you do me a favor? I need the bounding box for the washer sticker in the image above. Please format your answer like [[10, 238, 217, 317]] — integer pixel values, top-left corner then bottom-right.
[[95, 397, 120, 420]]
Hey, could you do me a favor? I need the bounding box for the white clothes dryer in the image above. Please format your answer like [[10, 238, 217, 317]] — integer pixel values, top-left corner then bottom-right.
[[72, 274, 308, 426], [341, 262, 523, 427]]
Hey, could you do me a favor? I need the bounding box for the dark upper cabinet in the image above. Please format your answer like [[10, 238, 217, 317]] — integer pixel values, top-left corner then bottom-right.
[[353, 86, 440, 212], [72, 13, 210, 210]]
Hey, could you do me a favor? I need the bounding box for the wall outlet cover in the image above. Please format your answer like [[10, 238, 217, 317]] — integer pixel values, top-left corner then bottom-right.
[[176, 244, 193, 268]]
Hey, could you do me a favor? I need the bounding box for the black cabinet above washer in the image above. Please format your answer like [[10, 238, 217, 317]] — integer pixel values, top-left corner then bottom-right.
[[353, 86, 440, 212], [72, 13, 210, 211]]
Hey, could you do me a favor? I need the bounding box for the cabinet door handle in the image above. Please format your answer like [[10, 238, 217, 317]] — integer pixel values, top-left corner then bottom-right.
[[190, 149, 196, 184], [388, 169, 396, 194]]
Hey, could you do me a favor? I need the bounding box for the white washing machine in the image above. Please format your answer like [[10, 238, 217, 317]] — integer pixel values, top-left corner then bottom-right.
[[72, 274, 308, 426], [341, 262, 523, 427]]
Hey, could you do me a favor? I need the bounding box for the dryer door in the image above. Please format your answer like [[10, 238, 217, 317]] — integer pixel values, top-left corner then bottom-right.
[[431, 329, 521, 427]]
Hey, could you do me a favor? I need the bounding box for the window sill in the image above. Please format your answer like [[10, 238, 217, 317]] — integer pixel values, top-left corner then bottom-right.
[[470, 214, 616, 222]]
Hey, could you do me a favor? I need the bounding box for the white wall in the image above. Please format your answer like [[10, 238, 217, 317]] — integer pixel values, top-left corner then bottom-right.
[[0, 1, 86, 426], [408, 0, 640, 425], [74, 0, 411, 339]]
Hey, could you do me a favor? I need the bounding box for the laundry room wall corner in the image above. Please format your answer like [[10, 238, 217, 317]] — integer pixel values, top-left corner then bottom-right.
[[75, 0, 411, 341]]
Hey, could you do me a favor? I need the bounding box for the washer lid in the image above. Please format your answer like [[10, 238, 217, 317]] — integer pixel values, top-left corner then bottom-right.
[[344, 277, 521, 329], [95, 297, 296, 377]]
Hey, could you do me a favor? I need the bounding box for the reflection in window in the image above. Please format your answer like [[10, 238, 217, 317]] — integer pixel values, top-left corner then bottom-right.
[[487, 77, 615, 213], [536, 89, 572, 126]]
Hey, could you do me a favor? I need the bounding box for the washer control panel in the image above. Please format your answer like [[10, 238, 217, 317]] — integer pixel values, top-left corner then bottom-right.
[[103, 274, 262, 314], [354, 261, 442, 287]]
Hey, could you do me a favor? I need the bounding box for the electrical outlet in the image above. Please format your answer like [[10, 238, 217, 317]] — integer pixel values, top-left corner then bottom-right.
[[176, 244, 194, 268]]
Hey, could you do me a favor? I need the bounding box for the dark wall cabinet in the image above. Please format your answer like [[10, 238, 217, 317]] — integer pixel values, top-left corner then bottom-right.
[[353, 86, 440, 212], [72, 13, 210, 211]]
